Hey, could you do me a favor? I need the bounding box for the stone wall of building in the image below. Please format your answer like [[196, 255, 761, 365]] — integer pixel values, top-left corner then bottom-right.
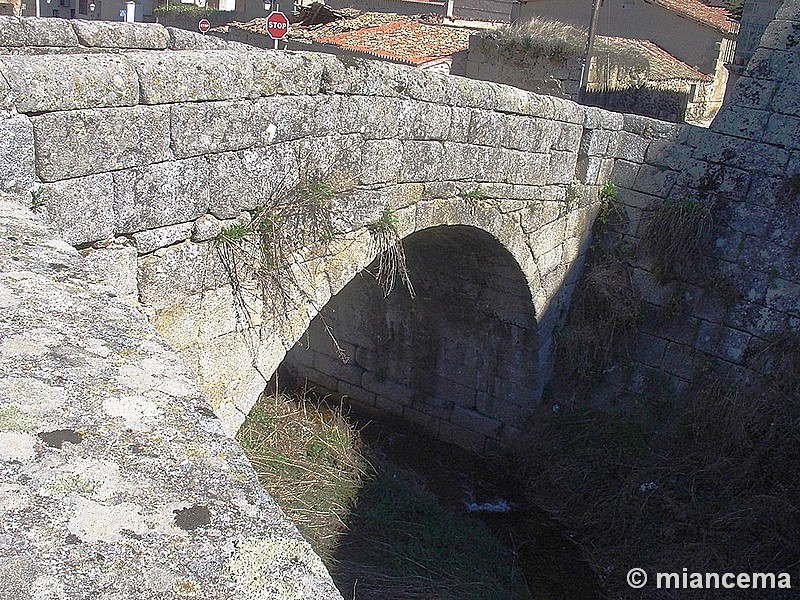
[[598, 1, 800, 401]]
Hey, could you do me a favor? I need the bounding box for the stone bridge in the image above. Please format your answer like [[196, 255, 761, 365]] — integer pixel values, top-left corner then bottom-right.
[[4, 5, 799, 597], [0, 17, 676, 453]]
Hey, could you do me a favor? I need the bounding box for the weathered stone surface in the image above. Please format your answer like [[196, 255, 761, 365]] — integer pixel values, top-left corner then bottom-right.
[[0, 16, 78, 47], [0, 193, 342, 599], [192, 214, 224, 242], [361, 139, 402, 185], [503, 115, 558, 153], [131, 222, 193, 254], [0, 113, 35, 193], [166, 26, 232, 51], [81, 242, 138, 302], [399, 141, 444, 182], [128, 50, 255, 104], [33, 105, 170, 182], [39, 173, 114, 246], [72, 20, 169, 49], [137, 241, 227, 310], [0, 54, 139, 113], [208, 145, 300, 219], [250, 49, 328, 97], [113, 158, 209, 234], [397, 99, 451, 140], [170, 100, 258, 158]]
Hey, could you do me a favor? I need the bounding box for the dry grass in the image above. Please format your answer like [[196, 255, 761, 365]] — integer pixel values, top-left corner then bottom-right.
[[553, 248, 642, 394], [238, 393, 535, 600], [484, 17, 649, 71], [642, 199, 715, 281], [237, 393, 368, 559], [367, 207, 415, 299]]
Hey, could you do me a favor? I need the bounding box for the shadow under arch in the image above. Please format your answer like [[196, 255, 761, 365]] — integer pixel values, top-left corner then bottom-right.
[[276, 223, 540, 454]]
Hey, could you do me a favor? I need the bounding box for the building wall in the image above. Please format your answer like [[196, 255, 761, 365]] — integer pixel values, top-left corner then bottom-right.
[[452, 0, 513, 22], [516, 0, 727, 75], [735, 0, 783, 64]]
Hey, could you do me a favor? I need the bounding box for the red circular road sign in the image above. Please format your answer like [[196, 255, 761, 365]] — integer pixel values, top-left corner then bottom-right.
[[265, 11, 289, 40], [198, 18, 211, 34]]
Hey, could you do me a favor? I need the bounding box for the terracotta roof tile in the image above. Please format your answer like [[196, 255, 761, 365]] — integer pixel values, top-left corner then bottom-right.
[[317, 21, 472, 66], [646, 0, 739, 34]]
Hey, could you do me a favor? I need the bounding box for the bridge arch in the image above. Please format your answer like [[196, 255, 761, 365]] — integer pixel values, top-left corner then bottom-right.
[[279, 223, 540, 453]]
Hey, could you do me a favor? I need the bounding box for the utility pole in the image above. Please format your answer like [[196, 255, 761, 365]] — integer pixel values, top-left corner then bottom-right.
[[578, 0, 603, 103]]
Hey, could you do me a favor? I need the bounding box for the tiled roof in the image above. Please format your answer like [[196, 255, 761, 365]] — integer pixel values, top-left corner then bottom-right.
[[646, 0, 739, 34], [317, 21, 473, 66], [601, 36, 713, 82]]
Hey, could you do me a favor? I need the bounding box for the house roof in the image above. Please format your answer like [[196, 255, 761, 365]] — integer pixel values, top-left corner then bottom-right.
[[317, 21, 472, 66], [227, 10, 475, 67], [645, 0, 739, 35], [600, 36, 713, 82]]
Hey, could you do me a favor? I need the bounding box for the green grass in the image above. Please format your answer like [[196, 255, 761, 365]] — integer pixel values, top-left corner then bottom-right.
[[368, 206, 399, 234], [237, 393, 533, 600]]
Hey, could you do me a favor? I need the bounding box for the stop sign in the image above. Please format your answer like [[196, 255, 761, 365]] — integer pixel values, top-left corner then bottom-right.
[[265, 11, 289, 40], [198, 18, 211, 34]]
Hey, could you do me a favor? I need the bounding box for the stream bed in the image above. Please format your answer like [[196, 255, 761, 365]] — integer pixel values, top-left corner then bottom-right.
[[326, 408, 603, 600]]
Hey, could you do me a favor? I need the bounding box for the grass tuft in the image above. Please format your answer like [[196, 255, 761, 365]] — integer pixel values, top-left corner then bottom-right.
[[642, 199, 714, 281]]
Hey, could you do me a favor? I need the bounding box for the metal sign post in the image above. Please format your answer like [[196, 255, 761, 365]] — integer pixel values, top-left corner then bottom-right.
[[579, 0, 603, 103]]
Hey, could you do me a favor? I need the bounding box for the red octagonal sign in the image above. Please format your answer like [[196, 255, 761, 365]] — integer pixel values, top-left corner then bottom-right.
[[266, 11, 289, 40], [198, 18, 211, 34]]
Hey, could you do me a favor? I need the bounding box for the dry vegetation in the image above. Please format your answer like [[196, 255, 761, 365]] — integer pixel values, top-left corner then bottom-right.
[[238, 393, 533, 600], [484, 17, 649, 71], [523, 188, 800, 598]]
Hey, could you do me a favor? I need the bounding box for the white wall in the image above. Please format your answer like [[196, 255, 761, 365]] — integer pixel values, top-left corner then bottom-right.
[[516, 0, 726, 74]]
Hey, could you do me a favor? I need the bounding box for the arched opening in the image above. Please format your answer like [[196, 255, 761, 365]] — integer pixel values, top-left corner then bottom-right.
[[238, 224, 601, 598], [278, 224, 539, 454]]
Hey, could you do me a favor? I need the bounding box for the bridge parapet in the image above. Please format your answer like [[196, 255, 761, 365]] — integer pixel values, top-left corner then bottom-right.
[[0, 17, 682, 442]]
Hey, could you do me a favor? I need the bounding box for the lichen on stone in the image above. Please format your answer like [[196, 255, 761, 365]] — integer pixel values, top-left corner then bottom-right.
[[0, 405, 38, 432], [227, 537, 331, 600]]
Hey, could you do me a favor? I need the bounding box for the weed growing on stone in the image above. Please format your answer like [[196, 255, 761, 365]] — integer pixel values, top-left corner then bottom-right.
[[368, 207, 414, 299], [642, 199, 714, 281], [461, 187, 487, 202], [29, 188, 46, 212], [213, 172, 337, 329], [596, 181, 622, 226]]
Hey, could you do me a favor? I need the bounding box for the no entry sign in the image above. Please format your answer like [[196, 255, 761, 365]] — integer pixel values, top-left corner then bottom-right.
[[265, 11, 289, 40], [198, 18, 211, 34]]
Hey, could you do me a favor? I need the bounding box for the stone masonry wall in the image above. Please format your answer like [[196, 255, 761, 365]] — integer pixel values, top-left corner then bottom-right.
[[602, 0, 800, 398], [281, 224, 540, 454], [0, 17, 666, 449], [0, 190, 342, 599]]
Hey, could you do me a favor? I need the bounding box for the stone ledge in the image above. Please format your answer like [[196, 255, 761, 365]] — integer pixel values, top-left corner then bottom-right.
[[0, 192, 342, 599]]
